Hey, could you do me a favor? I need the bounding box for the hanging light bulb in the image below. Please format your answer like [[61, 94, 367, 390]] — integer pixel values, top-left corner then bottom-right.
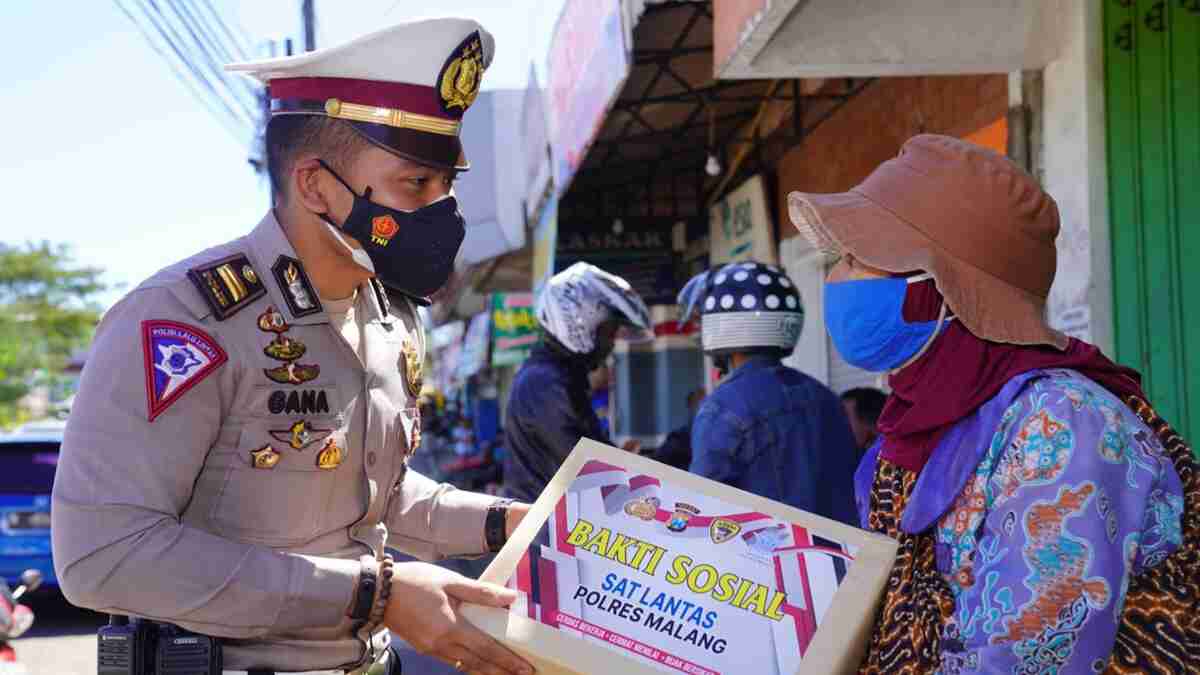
[[705, 153, 722, 177], [704, 106, 721, 177]]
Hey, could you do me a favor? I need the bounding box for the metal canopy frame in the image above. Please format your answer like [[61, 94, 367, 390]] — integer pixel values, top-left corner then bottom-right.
[[560, 0, 873, 224]]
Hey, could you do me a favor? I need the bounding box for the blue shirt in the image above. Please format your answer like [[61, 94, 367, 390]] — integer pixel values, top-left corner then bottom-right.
[[689, 356, 858, 524]]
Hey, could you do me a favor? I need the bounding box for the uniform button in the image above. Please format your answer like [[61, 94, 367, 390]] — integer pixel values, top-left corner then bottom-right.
[[367, 452, 377, 466]]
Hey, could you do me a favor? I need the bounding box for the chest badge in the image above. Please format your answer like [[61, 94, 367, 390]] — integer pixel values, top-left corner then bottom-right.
[[316, 438, 344, 470], [400, 338, 423, 398], [265, 362, 321, 385], [258, 306, 308, 362], [258, 305, 320, 384], [270, 420, 331, 450], [250, 445, 281, 470]]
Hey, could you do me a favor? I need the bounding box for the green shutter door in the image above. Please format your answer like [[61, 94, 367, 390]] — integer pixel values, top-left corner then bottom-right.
[[1104, 0, 1200, 448]]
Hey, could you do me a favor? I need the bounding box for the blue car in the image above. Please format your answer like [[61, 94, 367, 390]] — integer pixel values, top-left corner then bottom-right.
[[0, 422, 63, 589]]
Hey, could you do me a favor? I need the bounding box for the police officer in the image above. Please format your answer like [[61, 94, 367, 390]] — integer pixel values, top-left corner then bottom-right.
[[52, 20, 534, 675], [677, 261, 857, 524]]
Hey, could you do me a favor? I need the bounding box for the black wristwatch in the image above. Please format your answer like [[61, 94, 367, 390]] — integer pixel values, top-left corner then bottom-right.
[[485, 499, 514, 553], [348, 556, 378, 623]]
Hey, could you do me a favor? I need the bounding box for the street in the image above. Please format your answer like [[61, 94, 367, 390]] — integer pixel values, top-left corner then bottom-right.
[[12, 591, 104, 675], [13, 558, 488, 675]]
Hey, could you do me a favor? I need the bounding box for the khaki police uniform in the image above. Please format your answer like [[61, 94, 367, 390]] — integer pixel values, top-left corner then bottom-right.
[[53, 212, 496, 672], [51, 17, 501, 673]]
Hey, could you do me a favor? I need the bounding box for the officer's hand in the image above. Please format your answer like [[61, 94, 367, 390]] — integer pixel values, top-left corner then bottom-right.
[[622, 439, 642, 453], [386, 562, 534, 675]]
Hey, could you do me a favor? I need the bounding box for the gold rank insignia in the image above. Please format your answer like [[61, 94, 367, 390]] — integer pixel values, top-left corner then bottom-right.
[[271, 256, 323, 319], [400, 338, 423, 398], [250, 445, 281, 469], [316, 438, 344, 470], [187, 253, 266, 321], [270, 420, 331, 450], [437, 33, 483, 113]]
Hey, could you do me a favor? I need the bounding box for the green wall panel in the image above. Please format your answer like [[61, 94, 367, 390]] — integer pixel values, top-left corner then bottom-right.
[[1104, 0, 1199, 447]]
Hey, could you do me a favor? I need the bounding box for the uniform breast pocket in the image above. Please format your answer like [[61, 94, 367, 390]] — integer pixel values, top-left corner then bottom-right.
[[210, 420, 341, 547]]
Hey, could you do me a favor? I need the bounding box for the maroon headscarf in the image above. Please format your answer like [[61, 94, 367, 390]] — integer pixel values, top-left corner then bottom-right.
[[877, 280, 1147, 473]]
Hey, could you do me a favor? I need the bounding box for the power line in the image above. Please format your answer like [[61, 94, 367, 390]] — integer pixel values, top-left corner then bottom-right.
[[167, 0, 261, 104], [196, 0, 254, 61], [113, 0, 251, 144], [140, 0, 258, 125]]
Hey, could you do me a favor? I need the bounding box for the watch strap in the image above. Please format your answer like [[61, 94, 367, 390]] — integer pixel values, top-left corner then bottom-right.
[[348, 556, 378, 623], [486, 498, 514, 553]]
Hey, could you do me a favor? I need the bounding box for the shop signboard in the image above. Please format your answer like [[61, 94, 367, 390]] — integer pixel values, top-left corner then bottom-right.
[[556, 219, 678, 306], [547, 0, 630, 197], [709, 175, 777, 265], [431, 321, 465, 393], [523, 65, 552, 223], [492, 293, 538, 367], [533, 195, 559, 299], [457, 312, 492, 381], [462, 439, 898, 675]]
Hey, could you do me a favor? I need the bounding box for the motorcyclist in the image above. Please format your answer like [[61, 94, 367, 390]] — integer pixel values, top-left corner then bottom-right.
[[503, 263, 651, 502], [677, 260, 857, 524], [0, 577, 35, 661]]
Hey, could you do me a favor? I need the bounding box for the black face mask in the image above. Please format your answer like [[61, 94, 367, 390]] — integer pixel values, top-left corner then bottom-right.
[[317, 159, 465, 298]]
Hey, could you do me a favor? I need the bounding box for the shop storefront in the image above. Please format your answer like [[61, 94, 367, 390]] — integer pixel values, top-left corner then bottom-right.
[[715, 0, 1199, 445]]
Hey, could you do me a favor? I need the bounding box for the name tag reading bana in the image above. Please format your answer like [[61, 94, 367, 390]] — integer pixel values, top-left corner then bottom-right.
[[462, 439, 898, 675]]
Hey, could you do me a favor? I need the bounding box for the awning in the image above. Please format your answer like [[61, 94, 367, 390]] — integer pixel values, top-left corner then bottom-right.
[[457, 90, 528, 265], [714, 0, 1062, 79], [560, 1, 873, 224]]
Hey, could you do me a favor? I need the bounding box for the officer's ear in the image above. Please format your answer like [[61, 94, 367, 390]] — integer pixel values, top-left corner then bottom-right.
[[291, 157, 339, 218]]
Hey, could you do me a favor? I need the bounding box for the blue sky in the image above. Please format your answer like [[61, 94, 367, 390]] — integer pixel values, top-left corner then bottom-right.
[[0, 1, 563, 308]]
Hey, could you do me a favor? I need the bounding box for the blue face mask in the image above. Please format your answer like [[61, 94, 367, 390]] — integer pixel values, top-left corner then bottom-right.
[[823, 274, 952, 373]]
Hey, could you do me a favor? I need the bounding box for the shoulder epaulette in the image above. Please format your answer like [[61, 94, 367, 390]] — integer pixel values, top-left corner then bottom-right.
[[186, 253, 266, 321]]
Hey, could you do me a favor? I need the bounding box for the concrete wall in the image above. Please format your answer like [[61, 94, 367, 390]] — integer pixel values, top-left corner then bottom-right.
[[774, 74, 1009, 235], [1039, 0, 1112, 354]]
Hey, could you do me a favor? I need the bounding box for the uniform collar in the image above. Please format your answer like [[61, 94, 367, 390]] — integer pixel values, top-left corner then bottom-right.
[[246, 211, 392, 327]]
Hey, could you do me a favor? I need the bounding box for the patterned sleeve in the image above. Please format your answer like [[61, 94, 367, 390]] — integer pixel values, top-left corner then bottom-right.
[[934, 376, 1185, 674]]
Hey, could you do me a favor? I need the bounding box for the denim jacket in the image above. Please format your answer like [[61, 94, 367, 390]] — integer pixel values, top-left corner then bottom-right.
[[689, 356, 858, 524]]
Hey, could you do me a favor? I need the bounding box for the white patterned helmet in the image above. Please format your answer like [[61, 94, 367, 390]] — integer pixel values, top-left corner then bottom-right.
[[535, 262, 652, 355], [678, 260, 803, 354]]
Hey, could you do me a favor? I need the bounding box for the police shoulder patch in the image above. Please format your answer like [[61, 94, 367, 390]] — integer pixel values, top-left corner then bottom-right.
[[186, 253, 266, 321], [142, 320, 228, 422]]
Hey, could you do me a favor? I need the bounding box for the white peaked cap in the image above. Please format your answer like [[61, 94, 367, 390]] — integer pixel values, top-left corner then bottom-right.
[[226, 18, 495, 170]]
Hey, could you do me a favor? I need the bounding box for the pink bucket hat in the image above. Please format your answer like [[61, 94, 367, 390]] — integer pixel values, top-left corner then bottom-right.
[[788, 134, 1068, 350]]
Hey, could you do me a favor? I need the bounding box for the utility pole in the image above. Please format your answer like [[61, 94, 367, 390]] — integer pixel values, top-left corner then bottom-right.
[[302, 0, 316, 52]]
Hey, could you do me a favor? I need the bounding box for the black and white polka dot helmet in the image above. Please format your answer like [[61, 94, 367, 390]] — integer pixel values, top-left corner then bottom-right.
[[677, 260, 803, 353]]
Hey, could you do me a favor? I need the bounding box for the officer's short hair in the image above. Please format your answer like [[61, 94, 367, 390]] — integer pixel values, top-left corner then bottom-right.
[[265, 116, 372, 200]]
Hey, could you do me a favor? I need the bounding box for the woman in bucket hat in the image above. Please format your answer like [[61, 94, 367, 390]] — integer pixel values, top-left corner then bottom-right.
[[790, 134, 1198, 674]]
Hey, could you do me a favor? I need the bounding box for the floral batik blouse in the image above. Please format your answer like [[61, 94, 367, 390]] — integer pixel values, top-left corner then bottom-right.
[[853, 369, 1197, 674]]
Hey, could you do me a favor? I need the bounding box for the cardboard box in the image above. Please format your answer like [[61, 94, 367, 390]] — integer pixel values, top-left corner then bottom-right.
[[461, 440, 898, 675]]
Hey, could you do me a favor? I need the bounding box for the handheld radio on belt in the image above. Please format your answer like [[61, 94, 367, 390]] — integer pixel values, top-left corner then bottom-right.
[[98, 615, 222, 675]]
